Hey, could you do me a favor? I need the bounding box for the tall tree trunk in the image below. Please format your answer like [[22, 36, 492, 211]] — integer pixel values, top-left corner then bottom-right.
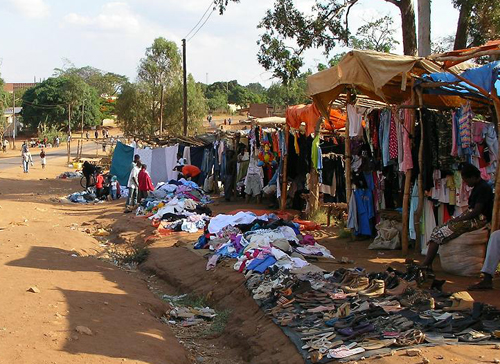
[[386, 0, 418, 56], [417, 0, 431, 56], [159, 86, 164, 134], [454, 2, 472, 50]]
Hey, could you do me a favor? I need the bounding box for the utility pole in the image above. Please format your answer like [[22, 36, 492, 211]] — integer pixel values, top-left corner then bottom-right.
[[182, 38, 188, 136], [12, 89, 16, 150], [67, 104, 71, 164], [80, 100, 85, 159]]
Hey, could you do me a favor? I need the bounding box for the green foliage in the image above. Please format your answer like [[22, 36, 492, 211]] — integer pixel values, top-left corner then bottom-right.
[[116, 82, 155, 136], [266, 73, 310, 109], [206, 89, 229, 112], [163, 74, 208, 135], [54, 65, 128, 96], [117, 38, 206, 137], [202, 309, 231, 337], [350, 15, 399, 52], [452, 0, 500, 47], [21, 76, 102, 131], [0, 75, 9, 137], [138, 37, 182, 134]]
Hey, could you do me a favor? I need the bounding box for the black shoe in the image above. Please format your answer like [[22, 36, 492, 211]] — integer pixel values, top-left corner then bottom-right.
[[468, 279, 493, 291]]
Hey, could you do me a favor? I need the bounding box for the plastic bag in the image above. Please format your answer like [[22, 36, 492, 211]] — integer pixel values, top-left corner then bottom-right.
[[369, 219, 401, 250]]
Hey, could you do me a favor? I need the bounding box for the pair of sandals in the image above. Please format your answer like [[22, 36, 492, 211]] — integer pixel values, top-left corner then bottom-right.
[[327, 342, 366, 359]]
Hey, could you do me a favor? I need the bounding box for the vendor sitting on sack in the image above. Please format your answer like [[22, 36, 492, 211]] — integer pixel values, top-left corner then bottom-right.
[[421, 163, 493, 271], [174, 158, 201, 181]]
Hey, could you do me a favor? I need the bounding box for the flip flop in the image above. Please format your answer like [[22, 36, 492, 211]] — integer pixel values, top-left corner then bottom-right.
[[327, 346, 365, 359], [458, 330, 491, 342], [358, 339, 396, 350]]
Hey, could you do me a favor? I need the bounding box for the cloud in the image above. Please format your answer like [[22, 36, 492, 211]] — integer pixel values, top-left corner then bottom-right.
[[4, 0, 49, 19], [63, 2, 145, 34]]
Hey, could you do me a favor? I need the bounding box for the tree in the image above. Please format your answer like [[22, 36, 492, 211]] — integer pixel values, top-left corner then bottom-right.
[[417, 0, 431, 56], [138, 37, 182, 134], [452, 0, 500, 49], [350, 15, 399, 52], [21, 76, 102, 131], [266, 73, 310, 109], [54, 65, 128, 97], [164, 75, 208, 135], [0, 75, 9, 138], [214, 0, 417, 82], [116, 82, 157, 136], [206, 89, 229, 112]]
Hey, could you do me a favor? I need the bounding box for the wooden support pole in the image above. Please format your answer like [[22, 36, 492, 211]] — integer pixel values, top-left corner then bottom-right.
[[414, 88, 425, 253], [306, 117, 324, 218], [345, 92, 352, 204], [491, 96, 500, 232], [280, 124, 290, 211]]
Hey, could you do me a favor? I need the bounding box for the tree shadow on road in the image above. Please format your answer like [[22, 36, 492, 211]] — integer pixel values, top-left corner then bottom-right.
[[6, 246, 190, 364]]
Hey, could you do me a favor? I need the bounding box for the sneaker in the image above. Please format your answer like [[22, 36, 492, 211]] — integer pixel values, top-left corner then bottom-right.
[[343, 277, 370, 293], [359, 280, 385, 297]]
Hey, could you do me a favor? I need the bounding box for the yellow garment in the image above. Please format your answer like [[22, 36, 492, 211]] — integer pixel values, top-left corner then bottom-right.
[[294, 132, 300, 154], [447, 175, 456, 206]]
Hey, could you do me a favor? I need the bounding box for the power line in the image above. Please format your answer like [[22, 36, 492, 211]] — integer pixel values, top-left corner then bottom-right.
[[184, 0, 215, 40], [187, 6, 216, 42]]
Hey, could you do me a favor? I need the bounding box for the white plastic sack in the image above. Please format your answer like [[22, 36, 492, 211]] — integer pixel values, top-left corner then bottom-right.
[[369, 220, 401, 250]]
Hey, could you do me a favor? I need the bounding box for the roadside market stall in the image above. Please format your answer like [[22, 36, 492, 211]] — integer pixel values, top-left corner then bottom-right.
[[307, 47, 500, 256]]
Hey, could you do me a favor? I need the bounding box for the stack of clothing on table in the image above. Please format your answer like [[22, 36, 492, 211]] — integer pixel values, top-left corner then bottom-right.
[[194, 211, 333, 272], [136, 178, 213, 233]]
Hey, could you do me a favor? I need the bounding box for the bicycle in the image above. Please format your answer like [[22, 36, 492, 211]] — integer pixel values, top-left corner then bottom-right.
[[80, 173, 96, 190]]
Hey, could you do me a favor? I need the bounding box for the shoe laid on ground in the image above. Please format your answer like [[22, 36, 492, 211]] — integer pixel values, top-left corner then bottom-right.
[[343, 277, 370, 293], [385, 278, 417, 296], [359, 280, 385, 297], [468, 279, 493, 291]]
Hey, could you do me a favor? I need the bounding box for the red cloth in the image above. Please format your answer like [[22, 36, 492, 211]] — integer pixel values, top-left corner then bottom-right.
[[286, 103, 346, 136], [95, 174, 104, 189], [138, 169, 154, 192], [182, 165, 201, 178]]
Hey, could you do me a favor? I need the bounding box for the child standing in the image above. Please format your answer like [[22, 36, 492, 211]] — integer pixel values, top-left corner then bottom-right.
[[40, 149, 46, 169], [95, 169, 104, 199], [110, 176, 120, 200], [138, 164, 154, 202]]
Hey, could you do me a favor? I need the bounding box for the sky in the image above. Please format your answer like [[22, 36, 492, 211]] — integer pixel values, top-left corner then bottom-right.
[[0, 0, 460, 87]]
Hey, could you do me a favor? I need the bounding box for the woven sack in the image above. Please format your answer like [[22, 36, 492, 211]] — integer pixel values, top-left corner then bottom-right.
[[439, 227, 488, 276]]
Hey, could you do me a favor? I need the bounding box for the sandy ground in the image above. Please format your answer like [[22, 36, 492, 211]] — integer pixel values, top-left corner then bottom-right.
[[0, 139, 191, 364], [1, 136, 499, 364]]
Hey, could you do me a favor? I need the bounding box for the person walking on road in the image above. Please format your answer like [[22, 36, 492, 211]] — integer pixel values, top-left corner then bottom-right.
[[2, 139, 8, 152], [21, 144, 33, 173], [95, 130, 99, 139], [86, 131, 90, 140], [40, 149, 46, 169]]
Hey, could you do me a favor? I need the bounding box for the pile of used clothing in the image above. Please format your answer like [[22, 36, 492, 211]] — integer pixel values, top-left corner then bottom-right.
[[246, 265, 500, 362], [137, 179, 213, 233], [67, 190, 98, 203], [58, 171, 82, 179], [195, 211, 333, 273]]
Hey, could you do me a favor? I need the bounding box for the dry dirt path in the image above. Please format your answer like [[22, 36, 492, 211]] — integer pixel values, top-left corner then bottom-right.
[[0, 141, 191, 364]]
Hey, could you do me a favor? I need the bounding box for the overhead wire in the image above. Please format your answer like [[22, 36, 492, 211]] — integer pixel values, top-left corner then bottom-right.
[[184, 0, 215, 40], [186, 4, 216, 42]]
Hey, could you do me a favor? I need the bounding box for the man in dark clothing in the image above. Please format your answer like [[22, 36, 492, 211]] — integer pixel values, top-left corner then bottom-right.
[[224, 150, 237, 201], [82, 161, 97, 189]]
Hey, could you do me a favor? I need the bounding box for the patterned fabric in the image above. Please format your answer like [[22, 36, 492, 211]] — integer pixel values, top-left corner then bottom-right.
[[458, 103, 473, 150], [389, 111, 398, 160], [430, 212, 487, 245]]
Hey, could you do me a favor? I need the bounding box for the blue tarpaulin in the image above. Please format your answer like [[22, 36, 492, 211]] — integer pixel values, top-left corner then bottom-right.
[[110, 141, 134, 186], [421, 61, 500, 98]]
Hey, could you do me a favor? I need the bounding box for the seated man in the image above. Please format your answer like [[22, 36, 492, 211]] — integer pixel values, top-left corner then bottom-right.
[[421, 163, 493, 270], [468, 230, 500, 290]]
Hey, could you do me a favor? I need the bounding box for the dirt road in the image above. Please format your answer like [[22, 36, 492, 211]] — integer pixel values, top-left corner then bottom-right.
[[0, 141, 191, 364], [1, 139, 499, 364]]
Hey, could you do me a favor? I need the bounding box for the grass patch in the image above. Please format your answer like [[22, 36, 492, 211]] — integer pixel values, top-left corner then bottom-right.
[[309, 208, 328, 225], [202, 309, 231, 337], [118, 246, 150, 265], [176, 294, 208, 308]]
